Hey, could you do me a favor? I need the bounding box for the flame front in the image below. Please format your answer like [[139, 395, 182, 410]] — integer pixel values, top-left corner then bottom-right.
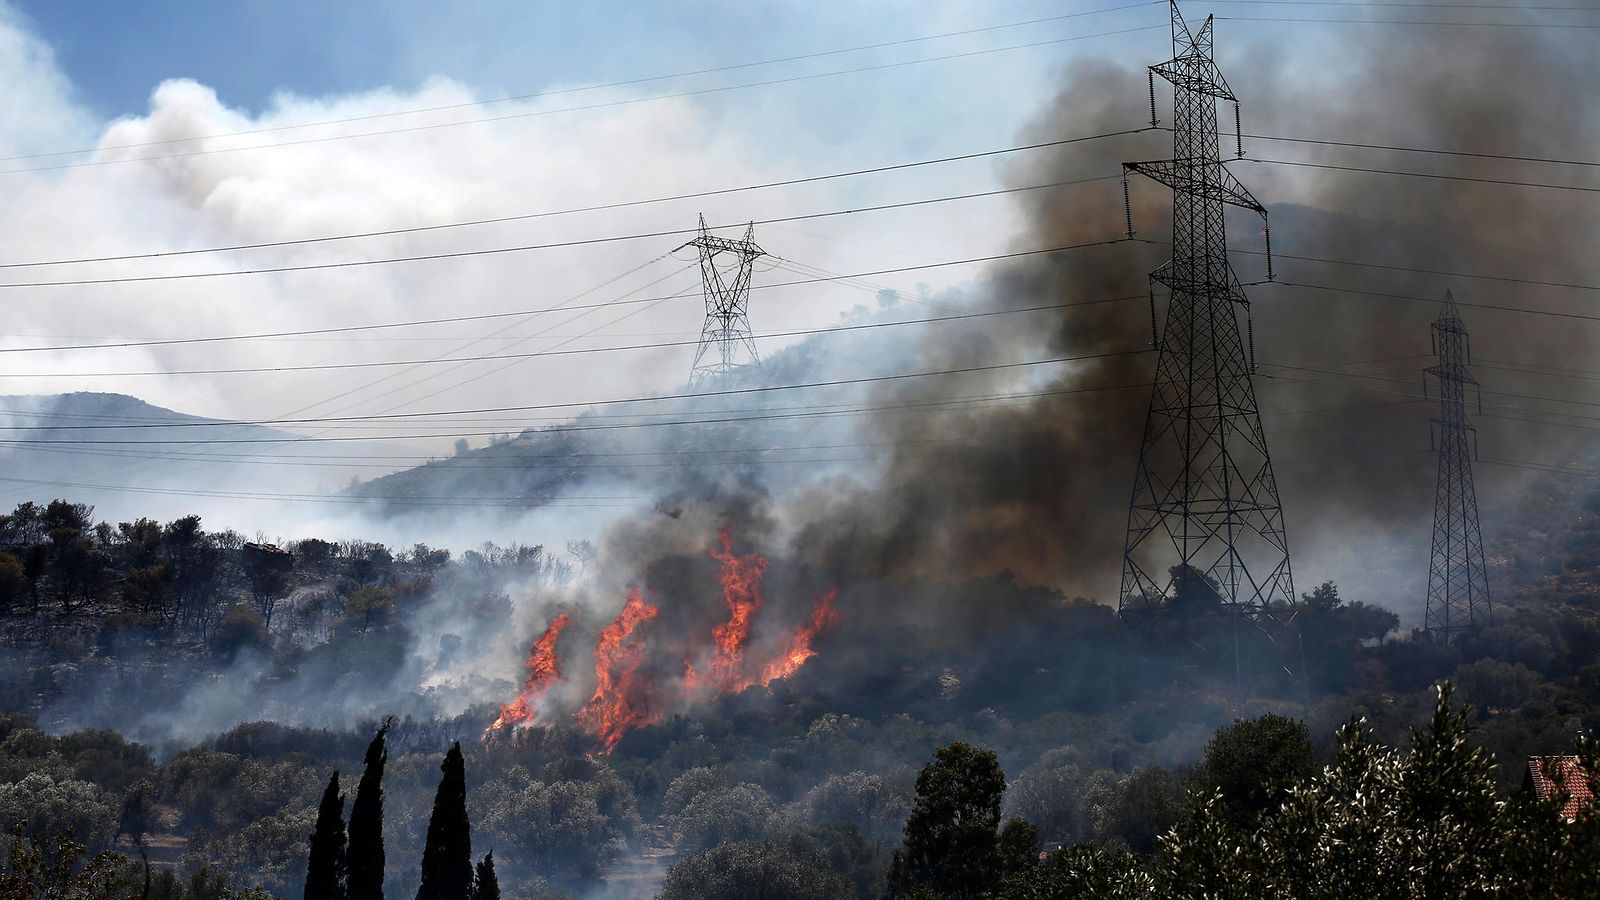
[[759, 586, 840, 687], [684, 527, 770, 695], [577, 585, 660, 754], [486, 612, 571, 735], [487, 528, 840, 753]]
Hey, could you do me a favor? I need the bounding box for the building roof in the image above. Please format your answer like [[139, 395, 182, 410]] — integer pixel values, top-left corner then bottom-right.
[[1527, 756, 1596, 822]]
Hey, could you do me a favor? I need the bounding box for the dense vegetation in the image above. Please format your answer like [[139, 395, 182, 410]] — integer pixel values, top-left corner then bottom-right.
[[0, 467, 1595, 897]]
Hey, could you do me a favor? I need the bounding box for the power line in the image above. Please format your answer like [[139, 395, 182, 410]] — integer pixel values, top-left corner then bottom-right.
[[10, 442, 1593, 509], [0, 242, 1136, 353], [0, 178, 1132, 289], [0, 391, 1420, 463], [1475, 357, 1600, 384], [1482, 456, 1600, 480], [1248, 157, 1600, 192], [0, 347, 1156, 445], [0, 242, 1138, 378], [0, 350, 1155, 433], [0, 127, 1152, 271], [1259, 368, 1600, 431], [15, 124, 1595, 274], [1218, 14, 1600, 27], [1239, 130, 1600, 169], [5, 243, 1592, 355], [19, 123, 1595, 274], [0, 4, 1160, 167], [0, 23, 1165, 178], [1237, 249, 1600, 293], [1268, 360, 1600, 412], [0, 474, 648, 508], [1202, 1, 1598, 9], [1277, 280, 1600, 323]]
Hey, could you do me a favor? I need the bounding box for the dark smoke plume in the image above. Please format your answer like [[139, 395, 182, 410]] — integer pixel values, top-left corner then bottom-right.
[[511, 19, 1600, 651], [769, 24, 1599, 615]]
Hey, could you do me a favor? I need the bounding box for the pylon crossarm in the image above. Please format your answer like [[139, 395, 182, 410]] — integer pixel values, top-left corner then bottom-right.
[[1149, 262, 1255, 305], [1125, 160, 1266, 216], [686, 235, 764, 256], [1151, 59, 1237, 101]]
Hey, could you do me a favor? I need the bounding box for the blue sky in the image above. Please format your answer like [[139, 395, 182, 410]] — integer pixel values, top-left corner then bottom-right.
[[8, 0, 1166, 168], [13, 1, 1127, 115]]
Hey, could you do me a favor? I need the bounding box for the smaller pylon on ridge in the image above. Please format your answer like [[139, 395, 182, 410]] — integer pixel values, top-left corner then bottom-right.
[[1423, 289, 1491, 645], [681, 215, 765, 388]]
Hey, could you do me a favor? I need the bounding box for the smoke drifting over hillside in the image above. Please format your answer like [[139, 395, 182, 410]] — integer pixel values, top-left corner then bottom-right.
[[357, 20, 1596, 752], [12, 16, 1600, 749]]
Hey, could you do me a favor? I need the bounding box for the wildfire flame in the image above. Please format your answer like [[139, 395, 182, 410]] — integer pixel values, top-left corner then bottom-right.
[[577, 585, 660, 754], [759, 586, 840, 687], [486, 612, 571, 735], [487, 528, 840, 754], [684, 527, 770, 695]]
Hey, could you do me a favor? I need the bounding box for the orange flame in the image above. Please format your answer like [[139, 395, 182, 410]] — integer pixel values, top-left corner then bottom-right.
[[489, 528, 842, 751], [759, 586, 840, 687], [684, 527, 769, 695], [487, 613, 571, 734], [578, 585, 660, 754]]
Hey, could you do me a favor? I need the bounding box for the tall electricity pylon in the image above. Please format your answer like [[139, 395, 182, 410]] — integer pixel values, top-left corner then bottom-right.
[[1424, 290, 1491, 644], [1118, 1, 1294, 622], [682, 215, 765, 388]]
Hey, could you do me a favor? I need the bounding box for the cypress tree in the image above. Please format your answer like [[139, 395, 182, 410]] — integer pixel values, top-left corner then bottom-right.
[[305, 771, 347, 900], [348, 719, 393, 900], [416, 742, 473, 900], [472, 852, 499, 900]]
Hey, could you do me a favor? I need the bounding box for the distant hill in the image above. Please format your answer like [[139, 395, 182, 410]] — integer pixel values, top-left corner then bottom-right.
[[0, 392, 416, 524]]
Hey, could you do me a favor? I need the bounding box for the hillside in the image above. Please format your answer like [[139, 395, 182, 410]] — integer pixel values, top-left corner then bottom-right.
[[0, 392, 418, 524]]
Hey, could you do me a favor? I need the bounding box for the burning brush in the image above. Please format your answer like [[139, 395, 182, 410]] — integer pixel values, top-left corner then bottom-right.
[[486, 528, 840, 753]]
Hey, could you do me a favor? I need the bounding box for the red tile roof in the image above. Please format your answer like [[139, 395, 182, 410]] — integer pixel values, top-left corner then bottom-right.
[[1528, 756, 1596, 822]]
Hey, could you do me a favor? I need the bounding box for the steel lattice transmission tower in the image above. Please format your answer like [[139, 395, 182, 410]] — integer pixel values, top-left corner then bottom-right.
[[1118, 1, 1294, 621], [1424, 290, 1491, 644], [682, 215, 766, 388]]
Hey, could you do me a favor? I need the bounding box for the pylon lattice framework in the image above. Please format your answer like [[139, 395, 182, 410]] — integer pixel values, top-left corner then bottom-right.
[[682, 215, 765, 388], [1424, 290, 1491, 644], [1118, 1, 1294, 620]]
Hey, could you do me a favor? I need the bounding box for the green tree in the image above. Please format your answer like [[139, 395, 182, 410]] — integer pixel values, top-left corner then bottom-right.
[[0, 826, 139, 899], [1000, 844, 1154, 899], [659, 841, 852, 900], [1153, 683, 1600, 899], [347, 720, 391, 900], [211, 605, 271, 661], [0, 551, 23, 611], [799, 770, 912, 844], [416, 743, 473, 900], [22, 544, 47, 611], [888, 741, 1007, 899], [471, 852, 499, 900], [304, 772, 346, 900], [996, 817, 1039, 881], [184, 806, 315, 898], [1190, 713, 1315, 825], [121, 564, 169, 617], [1005, 760, 1091, 848], [339, 586, 397, 636], [1087, 766, 1186, 855], [477, 775, 614, 880], [0, 772, 118, 848], [1452, 658, 1543, 717], [671, 783, 779, 853]]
